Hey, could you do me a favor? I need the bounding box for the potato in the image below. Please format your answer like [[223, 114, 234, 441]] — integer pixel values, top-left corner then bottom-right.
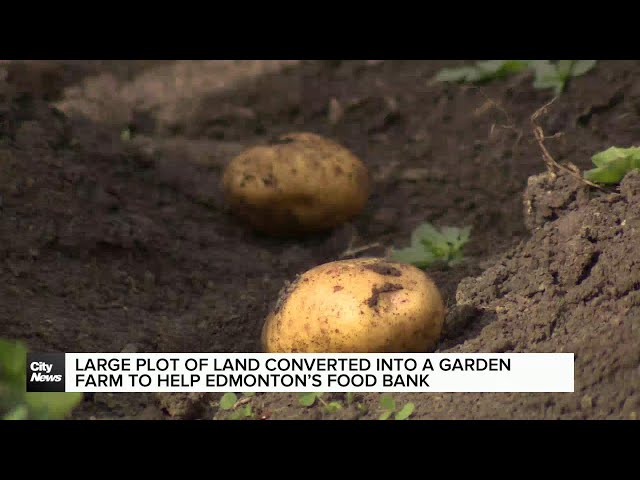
[[261, 257, 446, 353], [222, 132, 370, 236]]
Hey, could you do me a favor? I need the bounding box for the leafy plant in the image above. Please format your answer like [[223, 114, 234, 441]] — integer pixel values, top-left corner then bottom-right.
[[583, 146, 640, 185], [389, 222, 471, 268], [298, 392, 343, 414], [322, 400, 343, 414], [529, 60, 597, 95], [434, 60, 530, 84], [219, 392, 239, 410], [298, 392, 323, 407], [228, 403, 253, 420], [378, 395, 415, 420], [0, 338, 82, 420], [434, 60, 597, 95], [217, 392, 256, 420]]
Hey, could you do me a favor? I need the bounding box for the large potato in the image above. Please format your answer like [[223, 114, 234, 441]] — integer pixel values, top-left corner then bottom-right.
[[222, 132, 370, 236], [261, 257, 446, 353]]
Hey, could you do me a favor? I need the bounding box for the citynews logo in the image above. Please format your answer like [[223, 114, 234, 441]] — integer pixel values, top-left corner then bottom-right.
[[26, 353, 66, 392]]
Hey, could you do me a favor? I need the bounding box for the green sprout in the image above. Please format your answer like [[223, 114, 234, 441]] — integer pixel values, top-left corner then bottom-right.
[[120, 128, 132, 142], [346, 392, 355, 406], [583, 146, 640, 185], [389, 222, 471, 268], [434, 60, 597, 95], [378, 395, 415, 420], [0, 338, 83, 420]]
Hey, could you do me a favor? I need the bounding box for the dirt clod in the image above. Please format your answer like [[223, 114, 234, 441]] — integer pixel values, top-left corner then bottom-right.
[[363, 263, 402, 277], [155, 392, 214, 420], [451, 171, 640, 419], [523, 170, 591, 232], [366, 283, 404, 309]]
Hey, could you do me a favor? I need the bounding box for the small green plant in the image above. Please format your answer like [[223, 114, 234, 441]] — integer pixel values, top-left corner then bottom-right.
[[298, 392, 343, 414], [345, 392, 370, 417], [0, 338, 83, 420], [346, 392, 355, 406], [583, 146, 640, 185], [217, 392, 256, 420], [378, 395, 415, 420], [389, 222, 471, 268], [434, 60, 597, 95]]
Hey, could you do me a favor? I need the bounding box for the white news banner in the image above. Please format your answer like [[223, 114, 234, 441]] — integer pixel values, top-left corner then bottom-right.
[[63, 353, 575, 393]]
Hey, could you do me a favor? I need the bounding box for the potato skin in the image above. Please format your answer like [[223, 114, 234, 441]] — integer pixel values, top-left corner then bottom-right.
[[261, 257, 446, 353], [222, 132, 370, 236]]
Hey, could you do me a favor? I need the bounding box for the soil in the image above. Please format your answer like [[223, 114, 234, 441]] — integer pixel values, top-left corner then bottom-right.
[[1, 60, 638, 420]]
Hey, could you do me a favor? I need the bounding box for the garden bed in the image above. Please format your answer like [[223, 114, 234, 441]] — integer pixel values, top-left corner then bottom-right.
[[1, 60, 638, 419]]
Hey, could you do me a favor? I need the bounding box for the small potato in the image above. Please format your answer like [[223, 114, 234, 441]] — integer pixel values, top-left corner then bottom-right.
[[222, 132, 370, 236], [261, 257, 446, 353]]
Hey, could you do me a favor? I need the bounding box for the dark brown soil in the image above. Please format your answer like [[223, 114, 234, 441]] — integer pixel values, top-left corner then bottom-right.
[[1, 60, 638, 420]]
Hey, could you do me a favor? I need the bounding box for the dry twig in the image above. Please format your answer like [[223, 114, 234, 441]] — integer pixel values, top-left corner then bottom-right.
[[339, 242, 382, 259], [530, 97, 605, 190]]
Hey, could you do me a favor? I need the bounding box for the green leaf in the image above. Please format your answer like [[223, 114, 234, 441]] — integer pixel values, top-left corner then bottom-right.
[[440, 226, 472, 249], [433, 60, 530, 85], [389, 245, 436, 267], [472, 60, 510, 82], [219, 392, 238, 410], [242, 392, 256, 397], [0, 338, 28, 388], [120, 129, 132, 142], [3, 404, 29, 420], [324, 401, 343, 414], [227, 409, 244, 420], [530, 60, 564, 93], [1, 339, 82, 420], [584, 159, 640, 184], [298, 392, 320, 407], [346, 392, 355, 405], [530, 60, 597, 95], [556, 60, 575, 78], [227, 404, 253, 420], [584, 146, 640, 185], [378, 410, 393, 420], [495, 60, 530, 73], [395, 403, 415, 420], [434, 67, 480, 83], [529, 60, 555, 76], [475, 60, 529, 80], [591, 146, 631, 167], [571, 60, 597, 76], [391, 222, 471, 268], [411, 222, 441, 245], [379, 394, 396, 412], [24, 392, 83, 419], [534, 75, 564, 94]]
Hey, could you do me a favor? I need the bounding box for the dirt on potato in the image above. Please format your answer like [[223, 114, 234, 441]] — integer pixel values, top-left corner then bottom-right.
[[0, 60, 638, 420]]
